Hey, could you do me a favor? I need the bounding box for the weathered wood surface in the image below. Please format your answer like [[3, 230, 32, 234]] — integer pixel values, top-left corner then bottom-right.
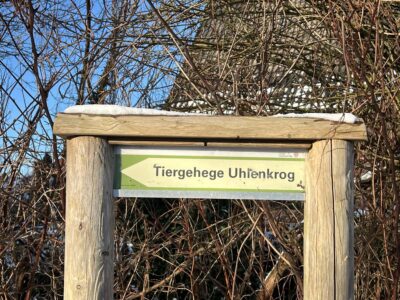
[[53, 113, 367, 141], [304, 140, 354, 300], [65, 137, 114, 300]]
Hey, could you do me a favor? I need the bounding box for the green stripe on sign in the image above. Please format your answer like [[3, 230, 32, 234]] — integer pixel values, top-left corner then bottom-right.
[[118, 186, 304, 193]]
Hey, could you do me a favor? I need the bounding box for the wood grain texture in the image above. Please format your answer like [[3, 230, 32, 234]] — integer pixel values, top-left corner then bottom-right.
[[53, 114, 367, 141], [65, 137, 114, 300], [304, 140, 354, 300]]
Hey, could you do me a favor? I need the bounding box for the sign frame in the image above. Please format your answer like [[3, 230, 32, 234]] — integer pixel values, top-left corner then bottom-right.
[[113, 145, 306, 200], [54, 113, 367, 300]]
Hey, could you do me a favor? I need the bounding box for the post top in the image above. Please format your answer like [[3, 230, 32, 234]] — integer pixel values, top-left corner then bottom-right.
[[53, 112, 367, 142]]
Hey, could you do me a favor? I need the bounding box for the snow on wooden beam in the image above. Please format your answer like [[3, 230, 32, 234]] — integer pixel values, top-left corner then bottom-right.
[[53, 113, 367, 142]]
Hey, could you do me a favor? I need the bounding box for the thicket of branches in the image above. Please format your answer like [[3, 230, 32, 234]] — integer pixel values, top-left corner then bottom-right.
[[0, 0, 399, 299]]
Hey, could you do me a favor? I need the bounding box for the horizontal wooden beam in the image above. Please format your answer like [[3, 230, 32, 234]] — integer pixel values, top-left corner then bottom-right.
[[53, 113, 367, 142]]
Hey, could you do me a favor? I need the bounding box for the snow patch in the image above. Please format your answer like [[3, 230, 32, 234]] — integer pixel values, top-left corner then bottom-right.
[[360, 171, 372, 183], [63, 104, 204, 116], [272, 113, 361, 124], [354, 208, 368, 218]]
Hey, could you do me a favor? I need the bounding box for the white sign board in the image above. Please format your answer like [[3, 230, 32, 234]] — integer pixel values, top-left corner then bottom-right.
[[113, 146, 306, 200]]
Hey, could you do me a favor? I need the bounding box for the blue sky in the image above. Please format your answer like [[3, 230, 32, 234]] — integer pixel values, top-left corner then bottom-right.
[[1, 0, 203, 175]]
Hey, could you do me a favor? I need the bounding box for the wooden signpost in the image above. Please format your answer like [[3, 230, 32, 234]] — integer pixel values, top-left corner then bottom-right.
[[54, 112, 367, 300]]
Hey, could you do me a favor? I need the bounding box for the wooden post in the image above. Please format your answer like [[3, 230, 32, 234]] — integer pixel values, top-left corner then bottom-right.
[[54, 113, 365, 299], [304, 139, 354, 300], [64, 136, 114, 299]]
